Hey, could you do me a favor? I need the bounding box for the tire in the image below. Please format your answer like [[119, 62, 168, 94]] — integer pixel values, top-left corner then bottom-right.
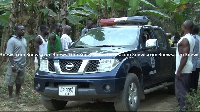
[[42, 99, 67, 111], [114, 73, 140, 111]]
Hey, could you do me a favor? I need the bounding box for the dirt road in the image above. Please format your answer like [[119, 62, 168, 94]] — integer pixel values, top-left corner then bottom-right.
[[31, 88, 177, 111]]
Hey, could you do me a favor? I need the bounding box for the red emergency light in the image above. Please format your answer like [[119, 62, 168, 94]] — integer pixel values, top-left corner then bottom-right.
[[100, 16, 149, 26]]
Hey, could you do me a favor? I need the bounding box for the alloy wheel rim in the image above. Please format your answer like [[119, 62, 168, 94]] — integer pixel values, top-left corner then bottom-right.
[[128, 82, 137, 108]]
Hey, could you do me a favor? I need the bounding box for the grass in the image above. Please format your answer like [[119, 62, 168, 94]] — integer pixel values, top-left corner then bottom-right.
[[186, 89, 200, 111], [0, 63, 43, 111]]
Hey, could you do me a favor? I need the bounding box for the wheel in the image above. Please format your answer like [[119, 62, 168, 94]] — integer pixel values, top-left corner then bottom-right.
[[42, 99, 67, 111], [114, 73, 140, 111]]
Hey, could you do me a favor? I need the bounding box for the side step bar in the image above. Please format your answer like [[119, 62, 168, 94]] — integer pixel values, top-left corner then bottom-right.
[[144, 82, 174, 94]]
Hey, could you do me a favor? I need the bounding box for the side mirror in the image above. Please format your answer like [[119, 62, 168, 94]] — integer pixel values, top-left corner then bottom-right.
[[145, 39, 157, 48]]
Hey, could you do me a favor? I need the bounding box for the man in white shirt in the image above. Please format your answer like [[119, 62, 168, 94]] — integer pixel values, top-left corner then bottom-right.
[[61, 25, 72, 51], [175, 20, 195, 111], [34, 25, 49, 72]]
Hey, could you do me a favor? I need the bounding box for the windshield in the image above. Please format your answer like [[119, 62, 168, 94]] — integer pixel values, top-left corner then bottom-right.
[[74, 27, 140, 48]]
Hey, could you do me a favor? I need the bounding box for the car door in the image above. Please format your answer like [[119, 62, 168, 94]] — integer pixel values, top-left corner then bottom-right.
[[153, 28, 173, 81], [138, 27, 159, 86]]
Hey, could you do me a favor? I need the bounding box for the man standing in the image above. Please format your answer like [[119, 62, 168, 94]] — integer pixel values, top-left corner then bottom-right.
[[190, 25, 200, 92], [5, 25, 27, 100], [47, 23, 62, 54], [175, 20, 195, 111], [61, 25, 72, 51], [34, 25, 49, 71]]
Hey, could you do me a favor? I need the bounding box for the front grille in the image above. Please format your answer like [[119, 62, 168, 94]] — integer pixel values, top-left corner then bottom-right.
[[48, 59, 100, 74], [59, 60, 82, 73], [48, 60, 55, 72], [86, 60, 100, 72]]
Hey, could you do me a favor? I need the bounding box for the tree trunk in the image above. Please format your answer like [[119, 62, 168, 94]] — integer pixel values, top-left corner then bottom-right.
[[103, 0, 108, 18], [60, 0, 68, 27], [0, 0, 20, 62]]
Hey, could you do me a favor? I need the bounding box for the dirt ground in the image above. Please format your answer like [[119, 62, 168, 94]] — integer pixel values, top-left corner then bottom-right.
[[8, 88, 177, 111], [0, 63, 178, 111], [61, 89, 178, 111]]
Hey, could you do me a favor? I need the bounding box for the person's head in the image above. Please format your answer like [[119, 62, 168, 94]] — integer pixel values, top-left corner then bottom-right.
[[54, 23, 62, 33], [182, 20, 194, 35], [192, 25, 199, 35], [63, 25, 72, 35], [174, 32, 180, 38], [86, 20, 93, 29], [173, 32, 180, 43], [40, 25, 49, 35], [174, 37, 178, 43], [166, 33, 172, 39], [15, 25, 25, 38], [91, 23, 97, 28]]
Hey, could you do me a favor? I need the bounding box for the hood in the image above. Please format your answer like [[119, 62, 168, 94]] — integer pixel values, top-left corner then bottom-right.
[[50, 46, 137, 59]]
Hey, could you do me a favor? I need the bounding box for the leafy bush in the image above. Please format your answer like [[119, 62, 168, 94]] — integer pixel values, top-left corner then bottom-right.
[[186, 89, 200, 111]]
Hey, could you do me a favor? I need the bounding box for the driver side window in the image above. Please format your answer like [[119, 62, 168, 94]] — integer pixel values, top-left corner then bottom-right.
[[154, 29, 167, 49], [140, 29, 154, 48]]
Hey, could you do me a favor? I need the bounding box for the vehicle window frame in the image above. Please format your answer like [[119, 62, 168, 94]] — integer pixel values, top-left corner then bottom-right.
[[140, 27, 155, 49], [153, 28, 168, 49], [73, 27, 140, 48]]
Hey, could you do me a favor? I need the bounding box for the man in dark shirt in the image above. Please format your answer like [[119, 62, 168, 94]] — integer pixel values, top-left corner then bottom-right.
[[47, 23, 62, 54]]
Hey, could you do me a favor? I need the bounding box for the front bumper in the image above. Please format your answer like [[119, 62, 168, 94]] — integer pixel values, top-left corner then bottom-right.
[[34, 71, 126, 101]]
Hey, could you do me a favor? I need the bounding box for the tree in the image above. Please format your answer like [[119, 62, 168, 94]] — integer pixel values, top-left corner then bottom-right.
[[0, 0, 200, 66]]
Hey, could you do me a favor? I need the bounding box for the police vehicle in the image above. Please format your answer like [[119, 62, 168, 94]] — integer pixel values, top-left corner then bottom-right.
[[34, 16, 176, 111]]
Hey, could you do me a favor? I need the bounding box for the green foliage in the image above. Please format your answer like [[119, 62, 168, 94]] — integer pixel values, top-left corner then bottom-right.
[[40, 8, 57, 17], [0, 11, 9, 27], [129, 0, 141, 15], [78, 4, 101, 16], [70, 10, 90, 16], [26, 0, 37, 4], [155, 0, 164, 8], [174, 0, 189, 5], [140, 0, 157, 9], [114, 0, 129, 7], [66, 14, 81, 25], [68, 0, 101, 25], [174, 13, 184, 25], [186, 89, 200, 111], [0, 0, 12, 9], [0, 0, 12, 27], [139, 10, 170, 18], [24, 35, 37, 42], [72, 0, 91, 7]]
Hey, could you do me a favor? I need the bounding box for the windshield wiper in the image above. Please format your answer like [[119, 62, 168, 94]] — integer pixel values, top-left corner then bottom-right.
[[93, 45, 121, 47], [74, 45, 90, 48]]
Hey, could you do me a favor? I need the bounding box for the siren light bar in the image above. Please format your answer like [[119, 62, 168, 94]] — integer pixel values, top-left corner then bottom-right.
[[100, 16, 149, 26]]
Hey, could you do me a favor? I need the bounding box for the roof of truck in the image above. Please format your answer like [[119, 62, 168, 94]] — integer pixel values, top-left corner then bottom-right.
[[99, 16, 161, 29], [99, 16, 149, 26]]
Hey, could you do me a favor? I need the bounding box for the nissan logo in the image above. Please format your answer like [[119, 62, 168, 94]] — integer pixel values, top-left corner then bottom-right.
[[65, 63, 74, 71]]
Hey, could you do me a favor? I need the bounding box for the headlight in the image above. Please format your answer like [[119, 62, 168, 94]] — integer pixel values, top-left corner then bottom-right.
[[39, 59, 48, 72], [97, 59, 120, 72]]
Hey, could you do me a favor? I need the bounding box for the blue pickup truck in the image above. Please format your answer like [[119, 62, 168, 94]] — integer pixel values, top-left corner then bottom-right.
[[34, 16, 176, 111]]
